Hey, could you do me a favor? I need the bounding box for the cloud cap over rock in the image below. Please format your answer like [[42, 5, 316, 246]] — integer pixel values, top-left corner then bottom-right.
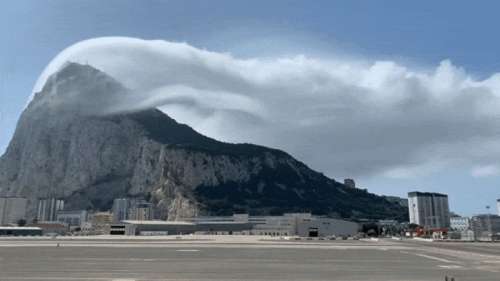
[[32, 37, 500, 179]]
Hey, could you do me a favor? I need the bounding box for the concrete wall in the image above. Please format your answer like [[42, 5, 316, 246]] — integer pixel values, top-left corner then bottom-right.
[[297, 218, 359, 237]]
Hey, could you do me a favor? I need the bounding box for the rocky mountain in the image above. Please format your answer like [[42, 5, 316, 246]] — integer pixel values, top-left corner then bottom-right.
[[0, 63, 407, 221], [383, 196, 409, 208]]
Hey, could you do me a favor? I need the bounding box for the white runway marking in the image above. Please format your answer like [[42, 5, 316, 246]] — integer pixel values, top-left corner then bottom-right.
[[0, 276, 115, 281], [484, 260, 500, 264], [415, 253, 456, 264], [175, 249, 200, 252], [438, 265, 463, 269], [401, 250, 464, 267], [0, 279, 236, 281]]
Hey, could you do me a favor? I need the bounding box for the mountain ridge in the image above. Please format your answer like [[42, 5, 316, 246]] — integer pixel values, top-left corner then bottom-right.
[[0, 62, 408, 221]]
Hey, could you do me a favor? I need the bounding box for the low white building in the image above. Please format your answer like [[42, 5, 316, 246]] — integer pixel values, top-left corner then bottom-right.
[[56, 210, 88, 228], [450, 216, 470, 231], [191, 213, 358, 237], [471, 214, 500, 241], [249, 213, 309, 236]]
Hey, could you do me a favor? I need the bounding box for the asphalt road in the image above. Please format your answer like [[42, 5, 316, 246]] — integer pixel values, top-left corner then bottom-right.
[[0, 237, 499, 281], [414, 240, 500, 256]]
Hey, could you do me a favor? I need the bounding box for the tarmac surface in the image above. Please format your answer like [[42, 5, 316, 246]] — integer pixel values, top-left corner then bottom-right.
[[0, 236, 499, 281]]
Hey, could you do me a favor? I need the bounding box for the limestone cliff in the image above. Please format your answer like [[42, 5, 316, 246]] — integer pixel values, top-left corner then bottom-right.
[[0, 63, 407, 221]]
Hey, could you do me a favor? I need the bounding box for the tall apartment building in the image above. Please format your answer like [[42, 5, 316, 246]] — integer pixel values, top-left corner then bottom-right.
[[128, 200, 153, 221], [408, 191, 450, 229], [0, 197, 27, 225], [497, 199, 500, 216], [112, 198, 129, 223], [37, 198, 64, 222]]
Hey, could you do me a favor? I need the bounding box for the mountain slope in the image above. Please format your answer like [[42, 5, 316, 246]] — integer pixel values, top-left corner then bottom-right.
[[0, 63, 407, 221]]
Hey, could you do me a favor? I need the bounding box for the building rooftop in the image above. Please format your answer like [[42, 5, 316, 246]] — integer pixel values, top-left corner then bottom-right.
[[121, 220, 195, 225], [121, 220, 254, 226], [57, 210, 87, 214], [0, 226, 42, 230], [196, 221, 253, 225], [408, 191, 448, 198]]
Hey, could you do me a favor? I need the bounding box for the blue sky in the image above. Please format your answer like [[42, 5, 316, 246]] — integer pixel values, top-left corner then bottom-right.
[[2, 0, 500, 216]]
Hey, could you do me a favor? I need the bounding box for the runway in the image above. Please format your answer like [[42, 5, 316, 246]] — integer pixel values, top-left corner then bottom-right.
[[0, 236, 499, 281]]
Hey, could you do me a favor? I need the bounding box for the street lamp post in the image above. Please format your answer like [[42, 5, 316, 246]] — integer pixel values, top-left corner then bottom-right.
[[486, 205, 492, 241]]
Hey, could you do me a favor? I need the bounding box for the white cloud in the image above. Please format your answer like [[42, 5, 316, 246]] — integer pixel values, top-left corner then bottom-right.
[[31, 37, 500, 180], [471, 165, 500, 178]]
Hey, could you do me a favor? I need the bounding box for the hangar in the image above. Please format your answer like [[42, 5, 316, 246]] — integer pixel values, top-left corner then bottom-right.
[[111, 214, 358, 237]]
